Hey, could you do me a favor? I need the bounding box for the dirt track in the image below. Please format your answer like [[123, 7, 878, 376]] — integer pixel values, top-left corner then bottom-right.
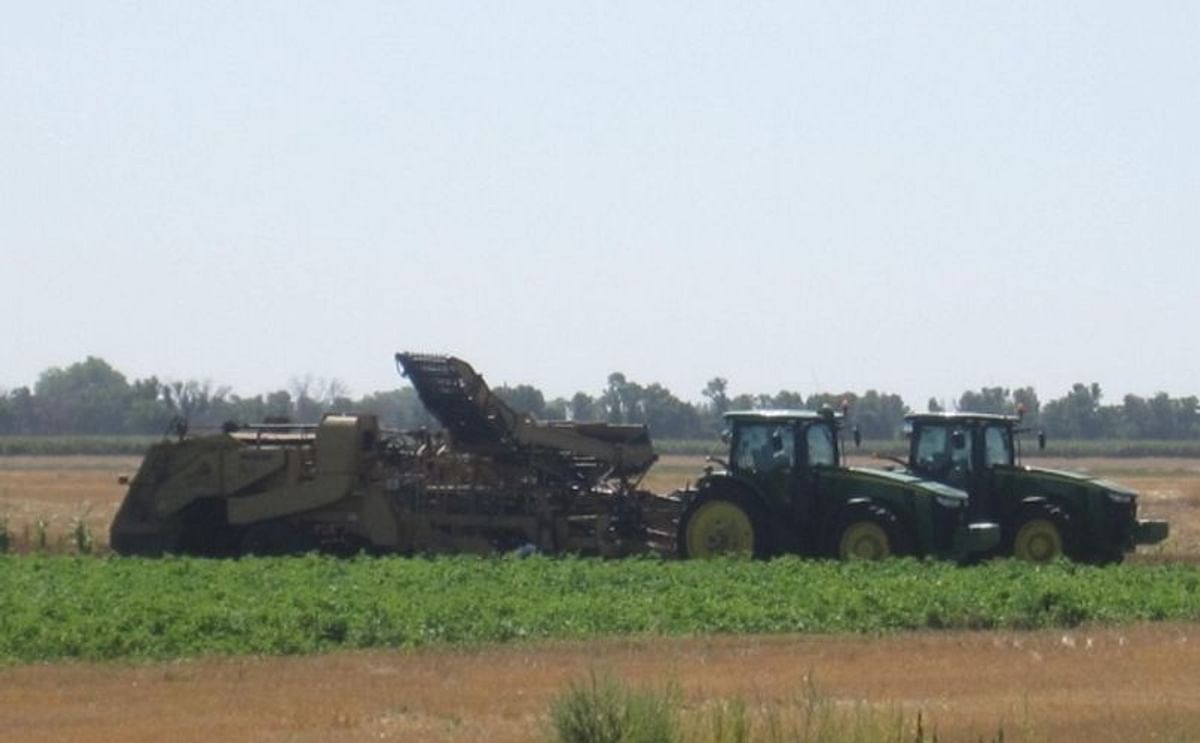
[[4, 624, 1200, 742]]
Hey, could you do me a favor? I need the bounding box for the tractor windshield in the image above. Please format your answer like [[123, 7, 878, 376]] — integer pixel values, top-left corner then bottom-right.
[[912, 423, 972, 486], [806, 422, 837, 466], [733, 423, 795, 473], [983, 424, 1013, 466]]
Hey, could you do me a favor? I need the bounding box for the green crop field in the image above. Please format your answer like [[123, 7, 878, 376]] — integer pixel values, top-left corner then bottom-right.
[[4, 555, 1200, 664], [0, 435, 158, 456]]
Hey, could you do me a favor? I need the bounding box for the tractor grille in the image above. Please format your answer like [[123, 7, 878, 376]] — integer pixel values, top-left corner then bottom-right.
[[1107, 498, 1137, 547], [930, 498, 959, 553]]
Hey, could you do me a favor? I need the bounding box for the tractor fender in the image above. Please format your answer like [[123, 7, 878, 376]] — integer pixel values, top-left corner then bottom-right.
[[822, 497, 908, 541], [1018, 495, 1079, 525], [696, 474, 762, 504], [824, 498, 913, 558], [826, 497, 891, 528]]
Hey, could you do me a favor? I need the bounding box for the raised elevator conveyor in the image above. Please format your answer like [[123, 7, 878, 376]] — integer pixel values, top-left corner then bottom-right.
[[395, 352, 657, 480], [394, 353, 516, 448]]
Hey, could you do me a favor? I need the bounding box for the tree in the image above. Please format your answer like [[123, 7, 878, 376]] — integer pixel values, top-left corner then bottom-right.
[[543, 397, 568, 420], [4, 387, 36, 434], [1012, 387, 1040, 425], [357, 388, 433, 429], [265, 390, 293, 420], [494, 384, 546, 417], [569, 392, 598, 421], [124, 376, 173, 433], [601, 373, 642, 424], [1042, 383, 1106, 439], [853, 390, 909, 439], [638, 382, 703, 438], [34, 357, 132, 434], [956, 387, 1011, 415], [702, 377, 730, 416], [768, 390, 806, 409]]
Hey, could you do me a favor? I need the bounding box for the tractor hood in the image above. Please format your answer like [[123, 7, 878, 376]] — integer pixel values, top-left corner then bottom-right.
[[1011, 465, 1138, 498], [844, 467, 969, 502]]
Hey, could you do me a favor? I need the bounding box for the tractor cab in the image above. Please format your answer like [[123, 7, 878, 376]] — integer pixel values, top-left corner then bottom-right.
[[728, 412, 838, 472], [905, 413, 1023, 515]]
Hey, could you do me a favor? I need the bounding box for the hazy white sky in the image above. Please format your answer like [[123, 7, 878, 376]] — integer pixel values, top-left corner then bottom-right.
[[2, 2, 1197, 408]]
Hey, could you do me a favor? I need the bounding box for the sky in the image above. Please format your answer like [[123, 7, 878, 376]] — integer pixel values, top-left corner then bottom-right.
[[2, 2, 1198, 409]]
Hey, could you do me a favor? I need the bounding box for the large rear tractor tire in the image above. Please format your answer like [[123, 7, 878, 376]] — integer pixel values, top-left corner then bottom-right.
[[830, 504, 909, 561], [1008, 503, 1074, 563], [677, 491, 769, 559]]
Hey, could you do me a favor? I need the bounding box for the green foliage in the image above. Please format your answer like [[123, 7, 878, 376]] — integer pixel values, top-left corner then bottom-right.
[[0, 435, 157, 456], [2, 556, 1200, 664], [0, 518, 8, 554], [495, 384, 548, 417]]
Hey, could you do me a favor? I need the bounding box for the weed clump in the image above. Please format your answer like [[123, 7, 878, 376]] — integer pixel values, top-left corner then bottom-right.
[[547, 674, 1016, 743], [549, 672, 678, 743]]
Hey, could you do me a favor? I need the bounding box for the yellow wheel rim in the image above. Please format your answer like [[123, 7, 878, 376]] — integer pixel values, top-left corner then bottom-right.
[[1013, 518, 1062, 562], [685, 500, 754, 557], [839, 522, 891, 561]]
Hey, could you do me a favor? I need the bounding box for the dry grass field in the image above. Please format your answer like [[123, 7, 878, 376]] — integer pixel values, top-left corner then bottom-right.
[[4, 625, 1200, 742], [2, 454, 1199, 741]]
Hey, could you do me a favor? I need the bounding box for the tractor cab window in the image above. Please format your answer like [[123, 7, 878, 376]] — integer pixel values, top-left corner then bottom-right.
[[806, 422, 836, 467], [983, 425, 1013, 467], [914, 425, 949, 474], [734, 423, 794, 473], [946, 425, 972, 485]]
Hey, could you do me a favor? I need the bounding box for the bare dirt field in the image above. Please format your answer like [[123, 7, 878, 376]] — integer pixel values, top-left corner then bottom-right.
[[2, 455, 1199, 741], [4, 624, 1200, 742]]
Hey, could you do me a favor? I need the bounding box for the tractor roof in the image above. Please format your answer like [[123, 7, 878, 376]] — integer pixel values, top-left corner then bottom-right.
[[906, 412, 1019, 424], [724, 409, 839, 423]]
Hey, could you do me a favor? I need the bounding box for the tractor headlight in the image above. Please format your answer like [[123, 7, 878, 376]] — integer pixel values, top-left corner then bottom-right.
[[1106, 490, 1134, 505], [935, 495, 964, 509]]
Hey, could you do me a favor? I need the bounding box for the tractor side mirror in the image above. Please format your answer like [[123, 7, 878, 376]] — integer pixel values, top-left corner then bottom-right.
[[950, 430, 966, 450], [1037, 430, 1046, 451], [852, 426, 862, 448]]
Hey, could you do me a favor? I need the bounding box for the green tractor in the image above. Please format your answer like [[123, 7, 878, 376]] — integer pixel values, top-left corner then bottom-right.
[[899, 413, 1169, 563], [677, 410, 999, 560]]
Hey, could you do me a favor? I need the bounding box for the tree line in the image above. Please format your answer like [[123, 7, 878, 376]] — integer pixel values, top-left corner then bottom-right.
[[1, 357, 1198, 441]]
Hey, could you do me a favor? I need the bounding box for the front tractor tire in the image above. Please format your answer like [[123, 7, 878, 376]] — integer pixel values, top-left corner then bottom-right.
[[677, 492, 769, 559], [831, 504, 909, 561], [1008, 503, 1073, 563]]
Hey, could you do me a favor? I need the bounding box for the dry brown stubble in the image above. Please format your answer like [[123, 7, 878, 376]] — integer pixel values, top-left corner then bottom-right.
[[3, 625, 1200, 742], [0, 456, 137, 553]]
